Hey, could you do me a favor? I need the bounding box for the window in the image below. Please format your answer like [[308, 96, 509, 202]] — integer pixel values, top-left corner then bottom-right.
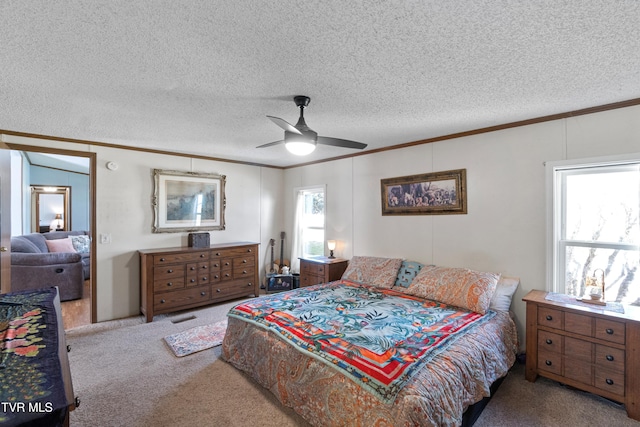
[[548, 157, 640, 304], [291, 186, 325, 271]]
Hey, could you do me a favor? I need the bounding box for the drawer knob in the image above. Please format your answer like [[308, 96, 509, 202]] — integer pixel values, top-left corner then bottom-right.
[[606, 355, 614, 361], [214, 275, 219, 279], [167, 282, 173, 287], [168, 269, 173, 273], [243, 270, 247, 274], [606, 328, 614, 335], [190, 279, 196, 283], [247, 282, 252, 287], [202, 265, 207, 269], [247, 249, 252, 252], [160, 299, 166, 304], [190, 267, 195, 270], [200, 291, 206, 296], [160, 257, 165, 262], [546, 315, 553, 321], [200, 254, 205, 258], [216, 252, 221, 256], [545, 339, 553, 345], [202, 277, 208, 281], [606, 378, 614, 385], [545, 360, 552, 366], [243, 259, 247, 263], [216, 288, 221, 293]]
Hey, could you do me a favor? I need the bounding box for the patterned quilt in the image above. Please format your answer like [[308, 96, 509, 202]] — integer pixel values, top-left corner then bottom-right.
[[228, 280, 495, 403]]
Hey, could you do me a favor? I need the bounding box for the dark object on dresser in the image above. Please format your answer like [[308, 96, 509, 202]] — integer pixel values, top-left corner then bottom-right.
[[10, 231, 91, 302], [188, 232, 210, 248]]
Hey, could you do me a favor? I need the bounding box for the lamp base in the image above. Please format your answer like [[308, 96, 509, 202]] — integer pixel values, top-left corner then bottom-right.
[[328, 250, 335, 259]]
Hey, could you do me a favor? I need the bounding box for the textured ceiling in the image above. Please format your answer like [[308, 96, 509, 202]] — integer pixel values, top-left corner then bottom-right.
[[1, 1, 639, 167]]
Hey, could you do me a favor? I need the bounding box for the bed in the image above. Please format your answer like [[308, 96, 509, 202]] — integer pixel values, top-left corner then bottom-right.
[[222, 256, 519, 426]]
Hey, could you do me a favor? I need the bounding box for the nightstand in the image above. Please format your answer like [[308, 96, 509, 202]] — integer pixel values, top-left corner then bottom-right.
[[299, 257, 348, 287], [523, 290, 640, 421]]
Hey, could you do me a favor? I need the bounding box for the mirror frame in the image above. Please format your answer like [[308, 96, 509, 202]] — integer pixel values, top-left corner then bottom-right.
[[31, 185, 71, 233]]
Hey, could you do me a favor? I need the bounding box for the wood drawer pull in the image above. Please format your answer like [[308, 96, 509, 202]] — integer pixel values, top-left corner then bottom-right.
[[606, 355, 614, 361], [606, 328, 614, 335], [606, 378, 614, 385], [546, 315, 553, 321], [545, 360, 552, 366], [545, 339, 553, 345]]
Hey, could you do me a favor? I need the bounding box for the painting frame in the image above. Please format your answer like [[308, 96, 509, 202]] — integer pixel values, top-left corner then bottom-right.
[[152, 169, 226, 233], [381, 169, 467, 215]]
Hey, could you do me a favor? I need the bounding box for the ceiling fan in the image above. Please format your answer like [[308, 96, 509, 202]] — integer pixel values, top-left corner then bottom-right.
[[257, 95, 367, 156]]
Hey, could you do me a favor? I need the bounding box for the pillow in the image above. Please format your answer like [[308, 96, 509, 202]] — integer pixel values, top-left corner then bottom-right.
[[341, 256, 403, 289], [393, 261, 425, 288], [69, 235, 91, 253], [405, 265, 499, 314], [489, 276, 520, 312], [45, 238, 77, 253]]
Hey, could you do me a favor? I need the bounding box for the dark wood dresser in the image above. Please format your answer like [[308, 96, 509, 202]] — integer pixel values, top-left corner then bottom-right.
[[299, 257, 348, 287], [139, 242, 259, 322], [523, 289, 640, 420]]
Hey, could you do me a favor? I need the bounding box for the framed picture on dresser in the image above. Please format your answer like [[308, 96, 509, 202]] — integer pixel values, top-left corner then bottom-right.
[[152, 169, 226, 233]]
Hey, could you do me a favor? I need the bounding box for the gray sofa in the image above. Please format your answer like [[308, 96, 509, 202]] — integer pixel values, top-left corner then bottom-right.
[[10, 231, 90, 301]]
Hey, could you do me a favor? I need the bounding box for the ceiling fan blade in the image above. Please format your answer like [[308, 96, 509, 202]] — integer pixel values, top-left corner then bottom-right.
[[256, 140, 284, 148], [317, 136, 367, 150], [267, 116, 302, 135]]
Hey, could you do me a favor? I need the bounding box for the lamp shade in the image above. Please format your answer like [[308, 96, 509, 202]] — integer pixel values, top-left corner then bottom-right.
[[327, 240, 336, 251], [54, 214, 62, 220]]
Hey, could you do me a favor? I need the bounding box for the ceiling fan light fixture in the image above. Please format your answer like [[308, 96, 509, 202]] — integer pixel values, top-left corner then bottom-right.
[[285, 140, 316, 156]]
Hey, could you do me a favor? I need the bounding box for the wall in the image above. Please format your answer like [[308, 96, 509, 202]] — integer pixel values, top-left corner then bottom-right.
[[284, 104, 640, 347], [4, 135, 283, 322]]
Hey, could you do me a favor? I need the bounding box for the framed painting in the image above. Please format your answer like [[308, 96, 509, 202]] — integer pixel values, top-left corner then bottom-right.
[[381, 169, 467, 215], [152, 169, 226, 233]]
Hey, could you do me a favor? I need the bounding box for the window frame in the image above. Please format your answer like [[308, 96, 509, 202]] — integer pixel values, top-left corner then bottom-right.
[[546, 152, 640, 296]]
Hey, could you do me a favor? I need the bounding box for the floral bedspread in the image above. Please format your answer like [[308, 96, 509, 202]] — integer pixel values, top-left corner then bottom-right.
[[222, 281, 518, 426], [228, 280, 494, 403]]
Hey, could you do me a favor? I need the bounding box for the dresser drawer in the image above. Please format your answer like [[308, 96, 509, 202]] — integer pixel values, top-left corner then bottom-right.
[[565, 312, 593, 337], [233, 265, 255, 280], [211, 280, 255, 301], [538, 307, 562, 329], [595, 345, 625, 372], [154, 251, 208, 264], [153, 278, 185, 293], [233, 256, 255, 269], [565, 336, 593, 362], [301, 261, 325, 276], [563, 356, 592, 385], [538, 350, 562, 375], [154, 286, 211, 310], [538, 330, 563, 354], [595, 367, 625, 396], [211, 247, 255, 257], [153, 264, 185, 280], [595, 318, 625, 345]]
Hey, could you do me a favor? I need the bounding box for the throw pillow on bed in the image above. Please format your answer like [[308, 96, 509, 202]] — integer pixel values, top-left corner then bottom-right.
[[405, 265, 499, 314], [45, 238, 77, 253], [490, 276, 520, 312], [341, 256, 403, 289], [393, 261, 425, 288]]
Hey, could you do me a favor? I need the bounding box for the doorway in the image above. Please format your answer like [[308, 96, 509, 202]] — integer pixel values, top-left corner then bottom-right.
[[5, 143, 96, 326]]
